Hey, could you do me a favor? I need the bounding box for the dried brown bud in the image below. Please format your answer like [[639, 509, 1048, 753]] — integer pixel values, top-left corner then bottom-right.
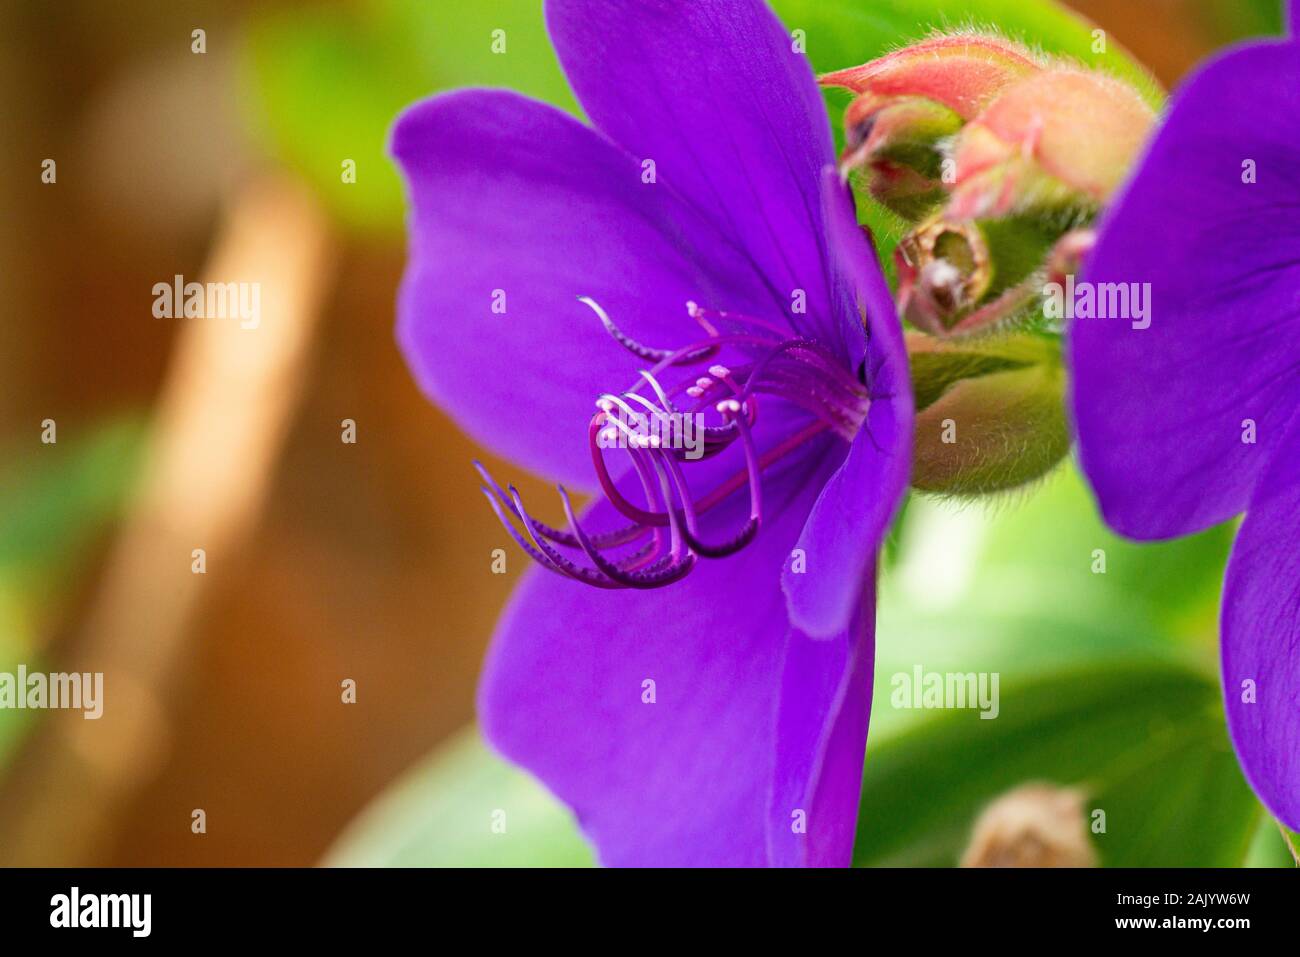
[[960, 782, 1098, 868], [895, 217, 992, 334]]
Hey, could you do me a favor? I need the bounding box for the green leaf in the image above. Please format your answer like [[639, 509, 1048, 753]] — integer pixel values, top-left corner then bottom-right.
[[872, 462, 1232, 733], [960, 464, 1232, 642], [888, 465, 1232, 660], [1243, 815, 1299, 867], [865, 465, 1256, 868], [854, 663, 1260, 867], [325, 728, 593, 867]]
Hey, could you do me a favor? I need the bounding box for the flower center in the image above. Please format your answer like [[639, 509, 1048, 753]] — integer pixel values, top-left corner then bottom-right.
[[478, 299, 870, 589]]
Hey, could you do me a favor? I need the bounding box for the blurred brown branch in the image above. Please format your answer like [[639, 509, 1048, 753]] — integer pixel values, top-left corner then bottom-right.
[[0, 176, 334, 865]]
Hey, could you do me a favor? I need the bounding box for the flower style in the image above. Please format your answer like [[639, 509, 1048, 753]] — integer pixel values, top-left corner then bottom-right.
[[392, 0, 911, 865], [1068, 14, 1300, 827]]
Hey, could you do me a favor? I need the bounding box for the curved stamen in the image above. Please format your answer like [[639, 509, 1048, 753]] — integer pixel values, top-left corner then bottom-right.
[[591, 419, 675, 526], [641, 333, 784, 380], [558, 484, 697, 589], [479, 486, 571, 571], [688, 301, 791, 340], [581, 295, 719, 365], [637, 369, 676, 415], [657, 404, 762, 558], [509, 485, 620, 587], [475, 460, 650, 550]]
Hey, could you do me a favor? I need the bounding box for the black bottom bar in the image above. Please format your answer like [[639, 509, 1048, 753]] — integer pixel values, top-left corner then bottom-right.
[[0, 867, 1284, 942]]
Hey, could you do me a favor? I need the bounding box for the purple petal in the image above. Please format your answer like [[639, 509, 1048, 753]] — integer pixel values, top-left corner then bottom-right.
[[544, 0, 842, 350], [478, 444, 842, 866], [1068, 42, 1300, 538], [1222, 416, 1300, 830], [768, 578, 875, 867], [782, 171, 912, 637], [393, 89, 775, 486]]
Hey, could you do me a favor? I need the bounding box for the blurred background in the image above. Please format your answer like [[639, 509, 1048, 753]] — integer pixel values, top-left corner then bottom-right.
[[0, 0, 1293, 867]]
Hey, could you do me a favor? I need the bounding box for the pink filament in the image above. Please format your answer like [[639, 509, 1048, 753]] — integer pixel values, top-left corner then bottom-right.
[[478, 298, 869, 590]]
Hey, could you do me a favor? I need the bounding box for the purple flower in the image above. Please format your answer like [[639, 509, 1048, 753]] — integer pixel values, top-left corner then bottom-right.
[[391, 0, 911, 866], [1068, 16, 1300, 828]]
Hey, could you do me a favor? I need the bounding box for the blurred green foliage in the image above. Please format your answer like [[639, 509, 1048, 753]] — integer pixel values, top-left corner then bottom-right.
[[242, 0, 576, 234], [1200, 0, 1286, 40], [855, 663, 1256, 867], [0, 417, 145, 764], [866, 470, 1251, 867], [241, 0, 1152, 244], [240, 0, 1283, 292], [0, 417, 145, 585], [327, 727, 595, 867]]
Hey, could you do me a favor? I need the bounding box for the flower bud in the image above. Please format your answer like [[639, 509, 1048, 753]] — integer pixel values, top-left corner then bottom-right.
[[821, 35, 1040, 219], [825, 33, 1157, 499], [960, 783, 1098, 868], [841, 99, 963, 219], [908, 332, 1069, 495], [946, 69, 1156, 221]]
